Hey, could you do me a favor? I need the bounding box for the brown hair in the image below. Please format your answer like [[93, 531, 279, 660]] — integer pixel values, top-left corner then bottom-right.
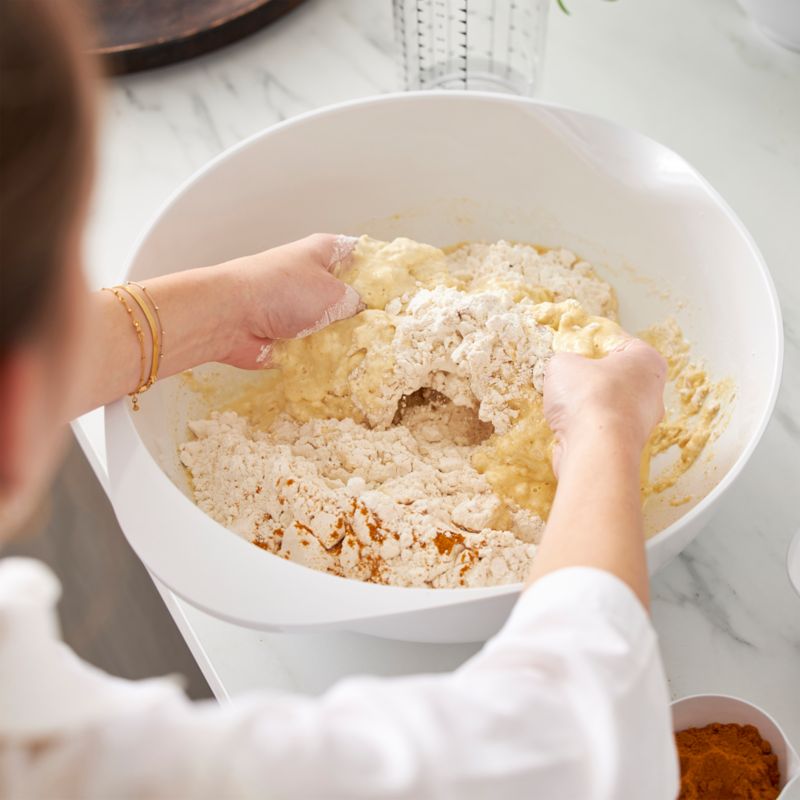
[[0, 0, 95, 356]]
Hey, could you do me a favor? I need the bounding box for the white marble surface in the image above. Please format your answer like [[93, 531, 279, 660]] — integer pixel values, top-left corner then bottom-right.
[[74, 0, 800, 746]]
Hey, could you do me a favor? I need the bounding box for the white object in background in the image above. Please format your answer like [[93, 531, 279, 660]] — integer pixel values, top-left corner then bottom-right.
[[672, 694, 800, 797], [392, 0, 550, 95], [105, 92, 783, 644], [740, 0, 800, 51]]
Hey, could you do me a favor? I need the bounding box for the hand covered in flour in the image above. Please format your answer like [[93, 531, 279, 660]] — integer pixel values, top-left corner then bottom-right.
[[543, 337, 667, 477], [219, 233, 364, 369]]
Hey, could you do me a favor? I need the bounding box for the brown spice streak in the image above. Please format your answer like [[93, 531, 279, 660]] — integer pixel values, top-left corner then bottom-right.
[[433, 530, 465, 556], [367, 519, 384, 542]]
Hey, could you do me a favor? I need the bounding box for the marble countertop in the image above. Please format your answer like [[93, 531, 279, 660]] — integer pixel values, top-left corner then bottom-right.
[[74, 0, 800, 745]]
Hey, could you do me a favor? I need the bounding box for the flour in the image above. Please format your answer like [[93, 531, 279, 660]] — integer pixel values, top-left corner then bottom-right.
[[352, 285, 554, 433], [180, 408, 542, 588], [446, 242, 619, 319], [179, 238, 624, 588]]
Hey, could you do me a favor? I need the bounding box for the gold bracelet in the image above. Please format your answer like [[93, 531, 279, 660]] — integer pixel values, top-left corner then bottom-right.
[[102, 286, 146, 411], [127, 281, 164, 366], [120, 284, 160, 390]]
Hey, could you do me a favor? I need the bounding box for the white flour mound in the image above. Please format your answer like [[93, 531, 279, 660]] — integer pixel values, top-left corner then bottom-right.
[[447, 241, 617, 319], [180, 240, 616, 588], [181, 408, 542, 588], [356, 285, 554, 433]]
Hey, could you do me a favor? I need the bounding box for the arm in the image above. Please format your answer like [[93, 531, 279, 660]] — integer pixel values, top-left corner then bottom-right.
[[22, 572, 678, 800], [526, 338, 667, 607], [73, 234, 361, 417]]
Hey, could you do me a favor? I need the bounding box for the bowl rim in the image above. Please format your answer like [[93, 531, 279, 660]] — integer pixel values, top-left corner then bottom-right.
[[109, 90, 785, 602], [671, 692, 793, 731]]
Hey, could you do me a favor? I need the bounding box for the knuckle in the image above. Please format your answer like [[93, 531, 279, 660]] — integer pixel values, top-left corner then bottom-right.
[[304, 232, 334, 258]]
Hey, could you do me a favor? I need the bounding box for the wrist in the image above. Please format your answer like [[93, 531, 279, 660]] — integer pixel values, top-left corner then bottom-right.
[[156, 263, 246, 369], [558, 415, 645, 475], [200, 261, 250, 364]]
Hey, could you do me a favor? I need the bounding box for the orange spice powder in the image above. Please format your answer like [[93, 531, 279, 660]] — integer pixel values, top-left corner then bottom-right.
[[676, 722, 780, 800]]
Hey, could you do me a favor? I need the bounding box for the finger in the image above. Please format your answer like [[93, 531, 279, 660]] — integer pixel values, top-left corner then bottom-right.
[[324, 283, 365, 323], [326, 234, 359, 274], [610, 337, 668, 379], [255, 341, 274, 367], [608, 331, 637, 354], [294, 283, 364, 339]]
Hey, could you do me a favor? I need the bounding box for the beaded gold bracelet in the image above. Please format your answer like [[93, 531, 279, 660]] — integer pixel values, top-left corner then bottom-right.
[[102, 286, 147, 410], [127, 281, 165, 367], [121, 283, 161, 391]]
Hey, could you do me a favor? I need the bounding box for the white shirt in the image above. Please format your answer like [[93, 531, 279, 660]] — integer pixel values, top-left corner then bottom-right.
[[0, 557, 679, 799]]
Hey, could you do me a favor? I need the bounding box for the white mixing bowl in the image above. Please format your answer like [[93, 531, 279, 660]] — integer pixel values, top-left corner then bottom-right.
[[105, 92, 782, 643]]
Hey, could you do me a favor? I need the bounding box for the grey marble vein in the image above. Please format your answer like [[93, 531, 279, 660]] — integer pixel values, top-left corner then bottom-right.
[[190, 93, 226, 154]]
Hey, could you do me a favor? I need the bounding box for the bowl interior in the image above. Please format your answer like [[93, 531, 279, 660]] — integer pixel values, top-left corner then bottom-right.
[[107, 93, 780, 634]]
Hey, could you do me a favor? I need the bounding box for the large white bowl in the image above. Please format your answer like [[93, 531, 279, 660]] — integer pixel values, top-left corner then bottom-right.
[[106, 92, 782, 643]]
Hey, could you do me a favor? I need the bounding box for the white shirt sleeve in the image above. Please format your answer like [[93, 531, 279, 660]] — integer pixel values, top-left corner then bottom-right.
[[1, 564, 679, 800]]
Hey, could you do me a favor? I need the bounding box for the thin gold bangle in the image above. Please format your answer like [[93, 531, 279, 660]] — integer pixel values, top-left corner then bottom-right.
[[120, 284, 160, 389], [127, 281, 165, 367], [102, 287, 146, 411]]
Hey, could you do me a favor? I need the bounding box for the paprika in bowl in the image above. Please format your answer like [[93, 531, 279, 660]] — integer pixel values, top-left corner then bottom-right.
[[672, 694, 800, 799]]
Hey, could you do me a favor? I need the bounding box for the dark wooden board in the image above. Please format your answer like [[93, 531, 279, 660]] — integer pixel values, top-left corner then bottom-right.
[[89, 0, 308, 75]]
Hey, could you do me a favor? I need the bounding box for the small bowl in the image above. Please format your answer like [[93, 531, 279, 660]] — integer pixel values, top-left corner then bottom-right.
[[672, 693, 800, 797]]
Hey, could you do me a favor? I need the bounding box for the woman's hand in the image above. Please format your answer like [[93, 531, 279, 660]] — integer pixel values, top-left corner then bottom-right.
[[80, 234, 364, 416], [528, 336, 667, 605], [219, 233, 364, 369], [544, 338, 667, 477]]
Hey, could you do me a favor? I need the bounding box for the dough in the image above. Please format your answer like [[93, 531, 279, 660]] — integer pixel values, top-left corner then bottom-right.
[[180, 237, 726, 587]]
